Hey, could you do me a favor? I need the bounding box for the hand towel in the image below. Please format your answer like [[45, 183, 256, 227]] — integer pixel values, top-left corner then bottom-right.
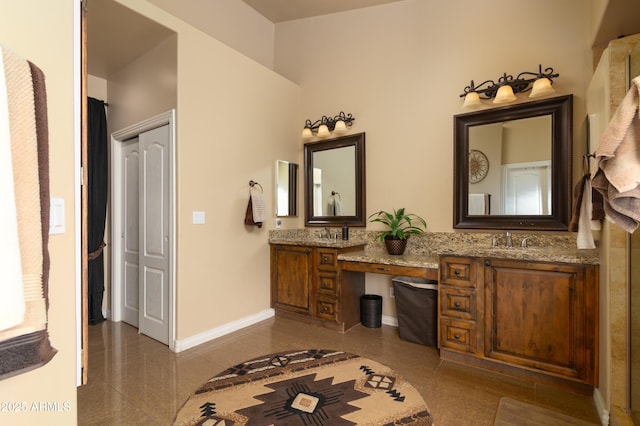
[[0, 45, 25, 331], [333, 197, 343, 215], [576, 178, 596, 249], [469, 193, 488, 215], [251, 189, 266, 223]]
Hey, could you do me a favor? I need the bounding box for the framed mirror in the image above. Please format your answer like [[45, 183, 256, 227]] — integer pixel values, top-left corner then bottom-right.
[[275, 160, 298, 217], [454, 94, 572, 230], [304, 133, 366, 226]]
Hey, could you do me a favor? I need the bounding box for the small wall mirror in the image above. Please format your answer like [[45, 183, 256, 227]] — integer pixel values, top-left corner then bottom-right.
[[304, 133, 366, 226], [275, 160, 298, 217], [454, 95, 572, 230]]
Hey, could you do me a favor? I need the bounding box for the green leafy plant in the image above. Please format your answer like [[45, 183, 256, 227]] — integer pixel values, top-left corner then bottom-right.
[[368, 208, 427, 241]]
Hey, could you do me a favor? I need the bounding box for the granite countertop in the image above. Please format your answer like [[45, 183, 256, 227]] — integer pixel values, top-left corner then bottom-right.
[[434, 246, 600, 265], [338, 251, 439, 269], [268, 230, 600, 266], [269, 236, 367, 249]]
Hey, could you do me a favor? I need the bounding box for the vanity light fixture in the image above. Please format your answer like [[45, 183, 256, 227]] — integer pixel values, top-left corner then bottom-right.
[[460, 65, 559, 108], [301, 111, 355, 140]]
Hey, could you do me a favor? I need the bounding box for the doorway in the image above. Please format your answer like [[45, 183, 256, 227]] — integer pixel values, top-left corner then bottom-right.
[[110, 111, 176, 349]]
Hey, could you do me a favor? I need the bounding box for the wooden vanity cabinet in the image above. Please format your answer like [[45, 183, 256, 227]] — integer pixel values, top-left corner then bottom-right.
[[439, 256, 599, 392], [270, 243, 365, 331]]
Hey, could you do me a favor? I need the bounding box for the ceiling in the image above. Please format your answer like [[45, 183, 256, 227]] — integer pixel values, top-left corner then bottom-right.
[[87, 0, 640, 80], [240, 0, 403, 23]]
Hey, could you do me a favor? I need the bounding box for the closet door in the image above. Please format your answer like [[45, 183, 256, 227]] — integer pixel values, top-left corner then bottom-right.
[[138, 125, 170, 344], [121, 138, 140, 327]]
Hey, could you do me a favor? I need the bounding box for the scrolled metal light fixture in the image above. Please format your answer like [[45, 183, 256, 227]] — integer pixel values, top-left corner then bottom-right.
[[460, 64, 559, 108], [301, 111, 355, 140]]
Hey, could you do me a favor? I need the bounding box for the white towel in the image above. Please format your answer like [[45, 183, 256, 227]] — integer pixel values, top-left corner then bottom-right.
[[468, 193, 487, 215], [250, 188, 266, 223], [333, 197, 343, 215], [576, 178, 596, 249], [0, 45, 25, 331]]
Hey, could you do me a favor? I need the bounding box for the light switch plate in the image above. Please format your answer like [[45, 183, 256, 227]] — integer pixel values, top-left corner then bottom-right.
[[49, 197, 65, 235], [192, 211, 205, 224]]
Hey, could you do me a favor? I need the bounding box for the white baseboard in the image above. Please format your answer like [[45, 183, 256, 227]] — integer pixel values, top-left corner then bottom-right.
[[592, 388, 610, 425], [382, 314, 398, 327], [173, 309, 275, 352]]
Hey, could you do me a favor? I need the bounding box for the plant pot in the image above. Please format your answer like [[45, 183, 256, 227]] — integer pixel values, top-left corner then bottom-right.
[[384, 237, 407, 255]]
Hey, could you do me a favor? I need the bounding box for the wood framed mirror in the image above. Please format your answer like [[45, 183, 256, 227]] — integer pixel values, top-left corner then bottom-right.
[[453, 95, 572, 230], [304, 132, 366, 226]]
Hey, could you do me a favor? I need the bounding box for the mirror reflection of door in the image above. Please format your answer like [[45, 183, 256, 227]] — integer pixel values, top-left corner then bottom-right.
[[502, 161, 551, 215], [469, 115, 551, 216], [275, 160, 298, 217], [312, 146, 356, 216]]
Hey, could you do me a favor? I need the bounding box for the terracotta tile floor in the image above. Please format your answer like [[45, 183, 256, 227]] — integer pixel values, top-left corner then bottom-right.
[[77, 317, 601, 425]]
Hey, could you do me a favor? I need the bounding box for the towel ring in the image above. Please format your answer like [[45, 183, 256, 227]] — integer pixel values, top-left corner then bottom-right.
[[331, 190, 341, 200], [249, 180, 263, 192]]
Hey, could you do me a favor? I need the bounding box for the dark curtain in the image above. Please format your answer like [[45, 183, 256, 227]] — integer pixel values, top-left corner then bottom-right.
[[87, 97, 108, 325]]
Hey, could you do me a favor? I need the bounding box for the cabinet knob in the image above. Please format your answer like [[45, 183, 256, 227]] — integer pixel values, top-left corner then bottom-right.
[[323, 256, 329, 262], [485, 260, 491, 267], [454, 334, 460, 340], [322, 282, 328, 288], [454, 269, 460, 276], [454, 301, 461, 308], [323, 306, 329, 312]]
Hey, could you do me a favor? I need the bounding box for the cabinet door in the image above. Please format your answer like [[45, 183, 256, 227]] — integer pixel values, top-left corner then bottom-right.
[[271, 245, 313, 315], [484, 259, 587, 380]]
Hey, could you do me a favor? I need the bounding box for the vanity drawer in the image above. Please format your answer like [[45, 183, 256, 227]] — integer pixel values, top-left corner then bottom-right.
[[440, 318, 476, 353], [316, 296, 338, 321], [440, 257, 476, 288], [440, 287, 476, 320], [317, 249, 338, 271], [317, 273, 337, 295]]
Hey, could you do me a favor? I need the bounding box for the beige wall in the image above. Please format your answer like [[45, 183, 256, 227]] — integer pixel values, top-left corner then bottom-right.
[[107, 34, 177, 132], [274, 0, 591, 315], [115, 0, 301, 341], [0, 1, 78, 425]]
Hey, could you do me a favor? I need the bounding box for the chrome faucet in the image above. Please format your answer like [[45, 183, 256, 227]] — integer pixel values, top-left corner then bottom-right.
[[505, 231, 512, 247], [521, 237, 531, 248]]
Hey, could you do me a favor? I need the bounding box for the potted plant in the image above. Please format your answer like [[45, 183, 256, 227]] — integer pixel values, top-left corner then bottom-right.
[[368, 208, 427, 255]]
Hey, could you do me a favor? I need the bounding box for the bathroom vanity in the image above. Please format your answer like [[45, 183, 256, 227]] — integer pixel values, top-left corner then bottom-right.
[[269, 230, 599, 393], [439, 254, 598, 393], [270, 240, 366, 331]]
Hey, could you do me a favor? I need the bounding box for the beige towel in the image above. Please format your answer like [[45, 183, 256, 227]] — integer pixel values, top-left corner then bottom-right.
[[594, 75, 640, 193], [576, 178, 596, 249], [0, 45, 25, 331], [0, 45, 45, 342], [469, 193, 489, 215], [591, 75, 640, 233]]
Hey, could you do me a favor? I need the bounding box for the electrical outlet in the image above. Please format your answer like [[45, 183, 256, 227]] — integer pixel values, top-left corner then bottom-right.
[[389, 287, 395, 298], [276, 218, 282, 229]]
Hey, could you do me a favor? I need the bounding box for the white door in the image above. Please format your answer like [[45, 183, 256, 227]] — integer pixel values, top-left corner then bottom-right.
[[138, 125, 170, 344], [502, 161, 551, 215], [121, 138, 140, 327]]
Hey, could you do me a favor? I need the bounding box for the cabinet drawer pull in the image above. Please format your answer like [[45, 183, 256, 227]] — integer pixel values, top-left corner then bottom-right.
[[454, 334, 460, 340], [322, 281, 329, 288], [377, 267, 391, 271], [454, 301, 461, 308], [454, 269, 460, 275]]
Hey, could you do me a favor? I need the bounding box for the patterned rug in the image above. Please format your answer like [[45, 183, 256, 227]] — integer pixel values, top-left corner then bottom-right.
[[173, 349, 433, 425]]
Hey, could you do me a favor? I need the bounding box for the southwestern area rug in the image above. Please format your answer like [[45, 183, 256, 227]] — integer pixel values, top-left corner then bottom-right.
[[173, 349, 433, 425]]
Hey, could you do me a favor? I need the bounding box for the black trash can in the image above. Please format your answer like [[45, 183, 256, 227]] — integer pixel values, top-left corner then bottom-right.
[[360, 294, 383, 328], [392, 276, 438, 347]]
